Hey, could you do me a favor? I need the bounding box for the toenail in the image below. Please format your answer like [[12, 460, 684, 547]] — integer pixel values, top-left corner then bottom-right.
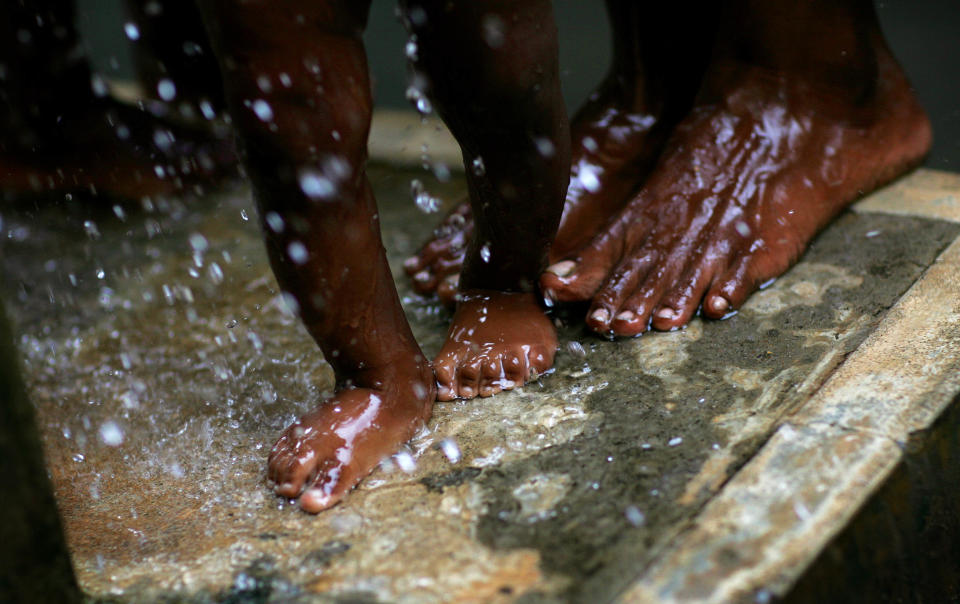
[[546, 260, 576, 278], [403, 257, 419, 270], [655, 307, 677, 320], [709, 296, 729, 314], [445, 274, 459, 286], [615, 310, 636, 322], [414, 270, 431, 282], [590, 308, 610, 324]]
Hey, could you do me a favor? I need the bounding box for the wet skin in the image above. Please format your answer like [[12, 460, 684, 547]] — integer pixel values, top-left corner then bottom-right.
[[0, 0, 235, 200], [403, 0, 569, 400], [542, 0, 931, 336], [404, 0, 718, 306], [198, 0, 567, 511]]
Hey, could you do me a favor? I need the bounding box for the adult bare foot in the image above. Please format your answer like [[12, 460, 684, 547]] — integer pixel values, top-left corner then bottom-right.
[[433, 291, 557, 400], [268, 362, 435, 512], [543, 7, 931, 336]]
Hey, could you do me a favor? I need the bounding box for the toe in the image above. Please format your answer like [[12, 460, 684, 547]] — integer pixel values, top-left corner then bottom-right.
[[298, 458, 348, 513], [703, 251, 787, 319], [585, 252, 656, 334], [479, 355, 504, 397], [650, 262, 719, 331], [503, 350, 528, 386], [541, 218, 636, 303], [434, 353, 458, 401], [457, 357, 482, 399], [437, 274, 460, 307]]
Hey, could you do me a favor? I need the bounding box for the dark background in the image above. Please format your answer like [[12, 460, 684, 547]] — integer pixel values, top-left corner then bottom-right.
[[77, 0, 960, 170]]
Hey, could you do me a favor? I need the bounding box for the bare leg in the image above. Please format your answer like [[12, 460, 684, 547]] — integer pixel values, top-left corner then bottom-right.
[[542, 0, 931, 336], [403, 0, 718, 304], [198, 0, 435, 512], [402, 0, 569, 400], [0, 0, 234, 199]]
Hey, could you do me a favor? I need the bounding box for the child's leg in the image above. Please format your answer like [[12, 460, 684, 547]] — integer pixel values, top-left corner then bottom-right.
[[402, 0, 570, 399], [197, 0, 435, 512]]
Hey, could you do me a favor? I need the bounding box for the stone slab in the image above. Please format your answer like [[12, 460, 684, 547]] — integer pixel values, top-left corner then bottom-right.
[[1, 162, 959, 603]]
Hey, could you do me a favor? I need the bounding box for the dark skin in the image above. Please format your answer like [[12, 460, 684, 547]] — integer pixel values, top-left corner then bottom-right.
[[410, 0, 931, 339], [197, 0, 568, 510], [0, 0, 235, 200], [541, 0, 931, 336], [404, 0, 719, 305]]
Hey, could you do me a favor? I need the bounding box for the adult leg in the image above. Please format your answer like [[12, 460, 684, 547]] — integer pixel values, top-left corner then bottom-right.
[[197, 0, 435, 512], [404, 0, 718, 304], [543, 0, 931, 336], [0, 0, 233, 199], [402, 0, 569, 399]]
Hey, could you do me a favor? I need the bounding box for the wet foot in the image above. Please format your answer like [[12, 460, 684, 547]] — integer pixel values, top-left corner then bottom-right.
[[543, 53, 931, 336], [433, 291, 557, 400], [267, 365, 435, 513], [0, 97, 235, 200], [404, 84, 669, 306]]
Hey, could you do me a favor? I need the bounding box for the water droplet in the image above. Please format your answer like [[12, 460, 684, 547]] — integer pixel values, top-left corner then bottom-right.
[[735, 221, 751, 237], [240, 209, 249, 221], [123, 22, 140, 40], [534, 137, 555, 158], [83, 220, 101, 239], [481, 14, 505, 48], [668, 436, 683, 447], [579, 165, 600, 192], [405, 36, 418, 61], [90, 74, 109, 97], [189, 232, 209, 253], [252, 99, 273, 122], [265, 212, 284, 233], [625, 505, 646, 527], [208, 262, 224, 284], [395, 450, 417, 474], [471, 156, 486, 176], [582, 136, 598, 153], [287, 241, 308, 264], [440, 439, 461, 464], [72, 453, 85, 463], [99, 421, 124, 447], [199, 100, 216, 120], [157, 79, 177, 102], [410, 179, 440, 213], [479, 243, 491, 263], [298, 169, 335, 200]]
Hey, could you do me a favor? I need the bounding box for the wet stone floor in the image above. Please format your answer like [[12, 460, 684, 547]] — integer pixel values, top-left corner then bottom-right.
[[2, 165, 958, 603]]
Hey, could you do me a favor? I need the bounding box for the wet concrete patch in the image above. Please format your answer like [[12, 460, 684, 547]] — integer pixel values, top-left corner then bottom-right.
[[1, 166, 958, 602]]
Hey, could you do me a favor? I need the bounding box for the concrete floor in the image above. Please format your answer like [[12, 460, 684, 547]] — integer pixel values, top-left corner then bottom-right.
[[3, 152, 960, 601]]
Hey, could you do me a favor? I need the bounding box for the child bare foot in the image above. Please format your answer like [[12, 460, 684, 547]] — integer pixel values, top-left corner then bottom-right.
[[434, 292, 556, 400], [543, 0, 931, 336], [268, 364, 434, 512], [402, 0, 570, 399]]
